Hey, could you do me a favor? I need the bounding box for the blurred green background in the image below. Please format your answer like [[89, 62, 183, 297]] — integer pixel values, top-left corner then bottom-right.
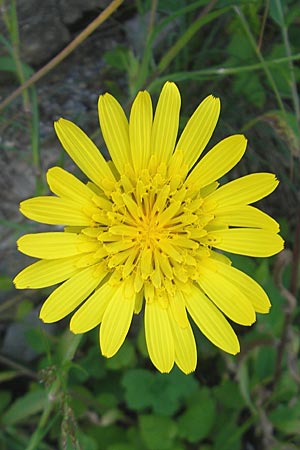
[[0, 1, 299, 449]]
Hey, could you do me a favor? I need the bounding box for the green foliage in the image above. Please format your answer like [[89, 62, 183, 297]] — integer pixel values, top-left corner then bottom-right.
[[1, 0, 299, 449], [122, 368, 198, 415], [1, 389, 46, 426], [177, 388, 216, 442]]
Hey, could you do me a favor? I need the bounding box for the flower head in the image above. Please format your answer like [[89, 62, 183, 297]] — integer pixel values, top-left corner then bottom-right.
[[14, 82, 284, 373]]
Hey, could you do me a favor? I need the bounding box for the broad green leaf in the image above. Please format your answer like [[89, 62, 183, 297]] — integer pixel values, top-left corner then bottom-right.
[[139, 415, 177, 450], [106, 340, 136, 370], [212, 420, 243, 450], [122, 368, 198, 416], [86, 425, 127, 449], [72, 345, 107, 382], [108, 445, 135, 450], [178, 388, 216, 443], [269, 403, 300, 434], [122, 369, 154, 411], [151, 369, 198, 416], [213, 380, 244, 410]]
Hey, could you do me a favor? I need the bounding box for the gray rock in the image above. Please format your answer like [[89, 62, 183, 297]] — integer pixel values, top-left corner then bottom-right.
[[58, 0, 111, 25], [17, 0, 70, 65]]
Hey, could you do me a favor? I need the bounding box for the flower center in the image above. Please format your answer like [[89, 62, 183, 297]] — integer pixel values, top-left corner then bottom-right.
[[84, 168, 216, 299]]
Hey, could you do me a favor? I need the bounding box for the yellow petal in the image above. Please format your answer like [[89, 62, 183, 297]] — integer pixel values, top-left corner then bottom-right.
[[186, 134, 247, 188], [151, 81, 181, 164], [169, 290, 189, 328], [47, 167, 94, 202], [185, 284, 240, 354], [13, 256, 82, 289], [197, 268, 256, 325], [214, 205, 280, 232], [20, 196, 91, 226], [214, 261, 271, 313], [144, 301, 174, 373], [54, 119, 115, 187], [207, 229, 284, 257], [129, 91, 153, 172], [175, 95, 220, 169], [17, 232, 88, 259], [40, 266, 100, 323], [100, 283, 135, 357], [70, 280, 111, 333], [168, 308, 197, 374], [98, 93, 130, 174], [204, 173, 279, 207]]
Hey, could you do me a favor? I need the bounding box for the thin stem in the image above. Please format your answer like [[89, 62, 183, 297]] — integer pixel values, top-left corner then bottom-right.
[[148, 0, 158, 36], [275, 0, 300, 123], [257, 0, 269, 52], [148, 53, 300, 88], [234, 5, 286, 114], [0, 0, 123, 111], [0, 354, 37, 379], [25, 333, 82, 450]]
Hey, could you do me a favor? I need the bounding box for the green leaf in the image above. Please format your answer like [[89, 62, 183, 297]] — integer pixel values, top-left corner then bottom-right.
[[77, 431, 98, 450], [213, 380, 244, 410], [55, 329, 82, 365], [212, 420, 243, 450], [272, 371, 298, 403], [122, 368, 198, 416], [0, 371, 19, 383], [108, 445, 136, 450], [97, 392, 119, 411], [0, 274, 13, 291], [122, 369, 155, 411], [237, 361, 256, 414], [103, 46, 133, 71], [234, 71, 265, 107], [25, 327, 48, 354], [269, 0, 285, 27], [177, 388, 216, 443], [86, 424, 127, 449], [269, 403, 300, 434], [139, 415, 177, 450], [260, 110, 300, 158], [253, 346, 276, 383], [268, 44, 300, 97], [0, 391, 12, 414], [16, 299, 34, 320], [2, 389, 46, 425], [106, 340, 136, 370], [0, 55, 33, 76], [150, 369, 198, 416], [71, 345, 107, 383]]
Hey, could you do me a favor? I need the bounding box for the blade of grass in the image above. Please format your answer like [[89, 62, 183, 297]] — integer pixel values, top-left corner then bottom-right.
[[1, 0, 30, 109], [157, 3, 226, 74]]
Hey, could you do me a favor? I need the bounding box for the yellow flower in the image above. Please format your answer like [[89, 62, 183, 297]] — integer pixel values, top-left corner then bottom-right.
[[14, 82, 284, 374]]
